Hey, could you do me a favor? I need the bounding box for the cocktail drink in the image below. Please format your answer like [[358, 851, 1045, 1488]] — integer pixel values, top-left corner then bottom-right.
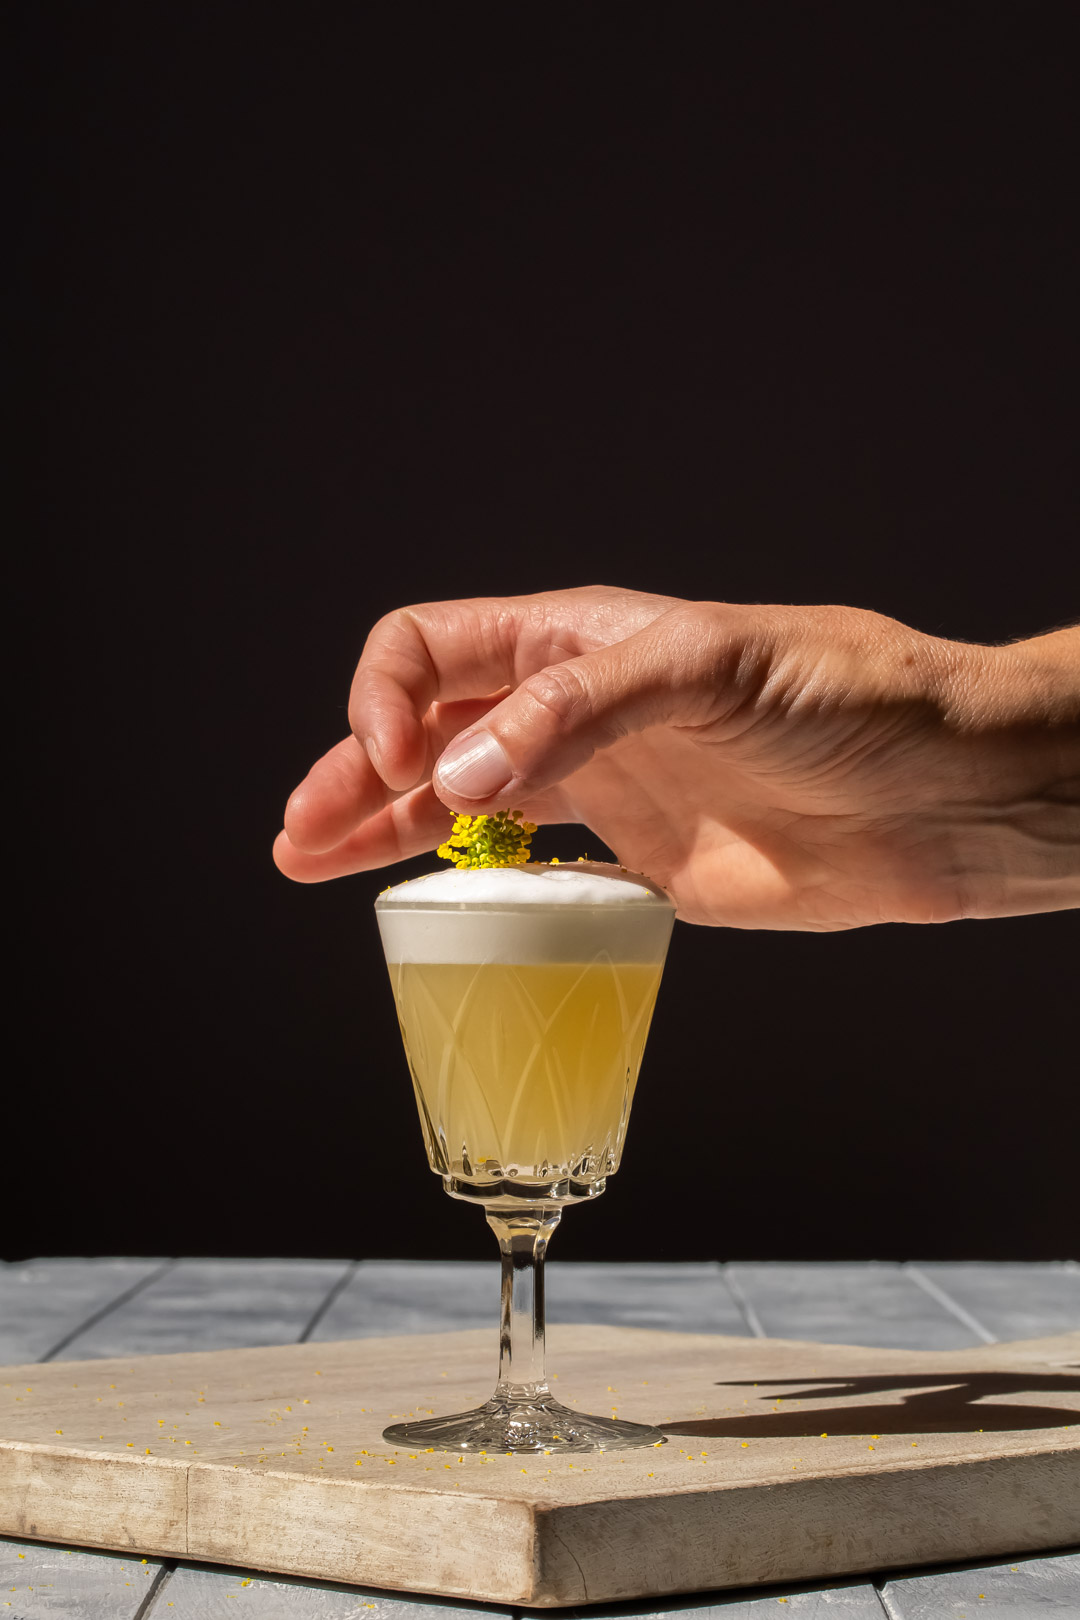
[[376, 860, 675, 1452]]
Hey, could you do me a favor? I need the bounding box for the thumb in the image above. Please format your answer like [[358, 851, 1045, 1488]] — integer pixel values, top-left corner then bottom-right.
[[431, 603, 738, 807]]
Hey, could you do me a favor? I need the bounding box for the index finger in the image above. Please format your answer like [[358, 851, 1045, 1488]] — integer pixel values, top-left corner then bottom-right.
[[350, 590, 583, 791]]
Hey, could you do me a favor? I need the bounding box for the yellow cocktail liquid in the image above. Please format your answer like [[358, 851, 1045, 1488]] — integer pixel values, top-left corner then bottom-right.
[[387, 959, 664, 1185]]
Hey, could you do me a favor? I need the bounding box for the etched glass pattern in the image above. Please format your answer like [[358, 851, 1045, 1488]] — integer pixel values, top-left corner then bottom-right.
[[388, 954, 664, 1186]]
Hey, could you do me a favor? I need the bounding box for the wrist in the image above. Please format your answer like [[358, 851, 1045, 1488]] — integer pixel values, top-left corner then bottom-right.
[[933, 631, 1080, 918]]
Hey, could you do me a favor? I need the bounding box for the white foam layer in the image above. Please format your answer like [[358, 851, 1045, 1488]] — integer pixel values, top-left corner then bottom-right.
[[377, 862, 665, 906], [376, 862, 674, 965]]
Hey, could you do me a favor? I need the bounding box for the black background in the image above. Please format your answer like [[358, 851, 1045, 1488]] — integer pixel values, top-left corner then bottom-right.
[[12, 5, 1079, 1263]]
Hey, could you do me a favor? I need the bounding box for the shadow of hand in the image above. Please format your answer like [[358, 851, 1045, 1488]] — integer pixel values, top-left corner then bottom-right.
[[662, 1370, 1080, 1439]]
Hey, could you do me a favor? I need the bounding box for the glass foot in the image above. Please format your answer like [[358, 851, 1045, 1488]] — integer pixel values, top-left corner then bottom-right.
[[383, 1395, 667, 1454]]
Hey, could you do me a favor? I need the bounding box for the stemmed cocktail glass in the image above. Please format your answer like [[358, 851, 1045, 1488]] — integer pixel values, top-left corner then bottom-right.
[[376, 859, 674, 1453]]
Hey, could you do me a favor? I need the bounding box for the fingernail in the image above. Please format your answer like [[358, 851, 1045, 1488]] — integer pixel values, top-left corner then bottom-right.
[[435, 731, 513, 800], [362, 735, 385, 777]]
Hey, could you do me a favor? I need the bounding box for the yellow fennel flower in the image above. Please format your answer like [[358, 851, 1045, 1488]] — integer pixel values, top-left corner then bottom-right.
[[437, 809, 538, 869]]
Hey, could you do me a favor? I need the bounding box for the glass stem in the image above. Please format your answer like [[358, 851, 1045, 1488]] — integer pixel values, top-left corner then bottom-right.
[[486, 1206, 561, 1403]]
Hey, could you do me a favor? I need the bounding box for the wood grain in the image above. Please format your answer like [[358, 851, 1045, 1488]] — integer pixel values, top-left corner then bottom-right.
[[3, 1326, 1077, 1606]]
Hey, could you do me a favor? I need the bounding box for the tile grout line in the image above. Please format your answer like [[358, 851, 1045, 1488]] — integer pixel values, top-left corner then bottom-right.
[[903, 1264, 997, 1345], [719, 1264, 767, 1338], [874, 1575, 901, 1619], [297, 1260, 359, 1344], [133, 1560, 175, 1618], [39, 1258, 179, 1363]]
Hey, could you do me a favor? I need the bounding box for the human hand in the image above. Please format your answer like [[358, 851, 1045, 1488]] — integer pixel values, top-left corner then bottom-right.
[[274, 586, 1080, 929]]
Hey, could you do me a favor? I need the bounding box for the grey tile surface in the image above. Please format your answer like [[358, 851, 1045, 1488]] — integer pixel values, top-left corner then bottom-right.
[[546, 1262, 750, 1335], [0, 1535, 166, 1618], [307, 1261, 493, 1340], [145, 1562, 511, 1618], [910, 1263, 1080, 1343], [52, 1261, 351, 1359], [309, 1261, 750, 1342], [880, 1549, 1080, 1617], [0, 1259, 167, 1365], [566, 1580, 887, 1615], [724, 1263, 981, 1350]]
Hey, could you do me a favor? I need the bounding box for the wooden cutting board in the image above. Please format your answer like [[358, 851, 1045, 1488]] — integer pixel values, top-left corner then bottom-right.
[[2, 1326, 1078, 1606]]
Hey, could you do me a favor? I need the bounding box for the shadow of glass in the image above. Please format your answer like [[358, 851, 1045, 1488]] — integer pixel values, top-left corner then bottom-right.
[[661, 1369, 1080, 1438]]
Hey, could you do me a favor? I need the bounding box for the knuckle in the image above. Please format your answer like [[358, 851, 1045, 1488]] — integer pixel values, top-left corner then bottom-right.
[[654, 600, 735, 676], [362, 605, 412, 652], [518, 664, 590, 728]]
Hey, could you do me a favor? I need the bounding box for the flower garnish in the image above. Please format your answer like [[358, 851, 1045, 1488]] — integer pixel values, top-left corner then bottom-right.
[[437, 809, 538, 869]]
